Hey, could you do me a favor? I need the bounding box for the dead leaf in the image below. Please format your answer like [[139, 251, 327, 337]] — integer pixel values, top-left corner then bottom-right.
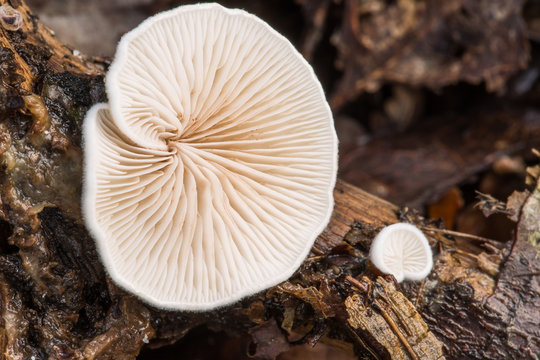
[[428, 187, 464, 228], [278, 282, 335, 318], [248, 319, 291, 360], [328, 0, 529, 108]]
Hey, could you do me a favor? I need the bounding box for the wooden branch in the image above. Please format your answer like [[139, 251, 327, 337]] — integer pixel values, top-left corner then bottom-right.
[[0, 1, 538, 359]]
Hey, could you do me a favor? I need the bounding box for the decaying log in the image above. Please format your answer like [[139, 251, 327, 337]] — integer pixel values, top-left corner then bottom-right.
[[0, 1, 538, 359]]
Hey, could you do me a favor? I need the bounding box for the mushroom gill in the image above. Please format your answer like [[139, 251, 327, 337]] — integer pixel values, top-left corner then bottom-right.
[[83, 3, 337, 310]]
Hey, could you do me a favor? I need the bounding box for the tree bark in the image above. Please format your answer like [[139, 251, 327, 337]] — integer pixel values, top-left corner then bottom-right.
[[0, 1, 538, 359]]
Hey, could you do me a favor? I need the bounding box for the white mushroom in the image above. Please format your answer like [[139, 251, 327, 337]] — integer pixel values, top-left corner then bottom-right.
[[369, 223, 433, 283], [82, 3, 337, 310]]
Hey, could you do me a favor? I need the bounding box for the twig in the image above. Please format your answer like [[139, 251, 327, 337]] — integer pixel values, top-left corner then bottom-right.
[[345, 275, 368, 292], [419, 226, 501, 247], [373, 299, 419, 360], [415, 279, 425, 308]]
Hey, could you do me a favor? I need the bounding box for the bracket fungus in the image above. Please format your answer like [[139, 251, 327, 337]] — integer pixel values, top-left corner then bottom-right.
[[82, 3, 337, 310], [369, 223, 433, 283]]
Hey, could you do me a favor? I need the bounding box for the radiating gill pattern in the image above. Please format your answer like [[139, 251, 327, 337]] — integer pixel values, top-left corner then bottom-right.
[[109, 5, 328, 151], [86, 5, 336, 308], [382, 230, 430, 277], [90, 103, 332, 304]]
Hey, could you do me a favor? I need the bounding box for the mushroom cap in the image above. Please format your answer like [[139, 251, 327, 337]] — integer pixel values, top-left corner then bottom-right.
[[369, 223, 433, 283], [83, 3, 337, 310]]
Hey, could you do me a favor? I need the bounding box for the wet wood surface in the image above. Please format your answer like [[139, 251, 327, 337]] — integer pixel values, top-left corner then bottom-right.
[[0, 1, 538, 359]]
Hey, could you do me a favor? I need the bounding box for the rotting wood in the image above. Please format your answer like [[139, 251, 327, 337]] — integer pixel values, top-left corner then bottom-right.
[[0, 1, 538, 359], [345, 277, 445, 360]]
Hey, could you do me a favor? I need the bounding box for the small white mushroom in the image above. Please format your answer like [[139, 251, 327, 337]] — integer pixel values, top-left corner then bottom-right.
[[369, 223, 433, 282], [82, 3, 337, 310]]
